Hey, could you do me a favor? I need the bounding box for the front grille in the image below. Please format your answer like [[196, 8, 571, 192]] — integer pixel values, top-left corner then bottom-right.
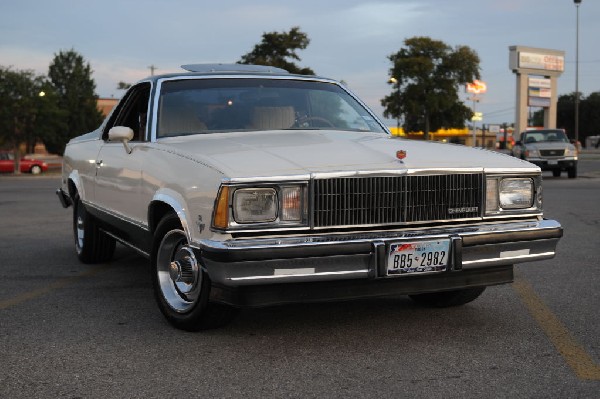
[[313, 174, 483, 228], [540, 149, 565, 157]]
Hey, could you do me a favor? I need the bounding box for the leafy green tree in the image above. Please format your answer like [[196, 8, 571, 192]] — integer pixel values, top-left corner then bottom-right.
[[382, 37, 480, 139], [0, 66, 64, 172], [534, 91, 600, 146], [117, 81, 132, 90], [47, 49, 103, 154], [239, 26, 315, 75]]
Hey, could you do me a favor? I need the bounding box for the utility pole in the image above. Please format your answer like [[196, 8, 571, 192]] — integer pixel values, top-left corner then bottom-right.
[[574, 0, 582, 146], [148, 65, 158, 76]]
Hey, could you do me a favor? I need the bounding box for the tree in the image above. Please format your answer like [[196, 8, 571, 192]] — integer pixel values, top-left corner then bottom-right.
[[117, 81, 132, 90], [239, 26, 315, 75], [47, 49, 104, 154], [0, 66, 64, 172], [582, 92, 600, 143], [532, 91, 600, 146], [381, 37, 480, 139]]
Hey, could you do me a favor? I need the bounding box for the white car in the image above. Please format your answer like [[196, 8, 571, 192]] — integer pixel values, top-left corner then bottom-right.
[[57, 64, 562, 331], [511, 129, 578, 178]]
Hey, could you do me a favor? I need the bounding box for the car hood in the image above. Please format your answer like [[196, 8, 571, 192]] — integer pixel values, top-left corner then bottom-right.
[[158, 130, 536, 178]]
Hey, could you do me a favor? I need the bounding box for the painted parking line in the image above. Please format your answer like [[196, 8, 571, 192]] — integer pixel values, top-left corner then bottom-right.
[[513, 274, 600, 381], [0, 266, 106, 310]]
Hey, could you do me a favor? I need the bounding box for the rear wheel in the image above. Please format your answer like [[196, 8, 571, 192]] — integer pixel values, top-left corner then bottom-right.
[[552, 169, 561, 177], [73, 196, 115, 263], [409, 287, 486, 307], [151, 213, 236, 331], [30, 165, 42, 175]]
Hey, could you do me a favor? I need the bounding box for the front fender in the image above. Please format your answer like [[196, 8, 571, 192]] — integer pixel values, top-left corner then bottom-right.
[[67, 170, 84, 200], [149, 189, 192, 243]]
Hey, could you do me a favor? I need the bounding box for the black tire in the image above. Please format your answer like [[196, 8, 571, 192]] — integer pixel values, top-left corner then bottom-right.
[[151, 213, 237, 331], [409, 287, 486, 307], [73, 196, 116, 263], [552, 169, 561, 177], [568, 165, 577, 179]]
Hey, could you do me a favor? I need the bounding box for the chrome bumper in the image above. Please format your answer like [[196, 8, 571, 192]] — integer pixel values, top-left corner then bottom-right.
[[198, 219, 562, 287]]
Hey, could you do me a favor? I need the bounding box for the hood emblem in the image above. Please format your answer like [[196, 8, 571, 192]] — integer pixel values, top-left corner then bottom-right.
[[396, 150, 407, 160]]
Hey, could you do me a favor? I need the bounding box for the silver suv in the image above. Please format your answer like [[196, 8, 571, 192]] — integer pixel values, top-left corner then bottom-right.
[[512, 129, 578, 178]]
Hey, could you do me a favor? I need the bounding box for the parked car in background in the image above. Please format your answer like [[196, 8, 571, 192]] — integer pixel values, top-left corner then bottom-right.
[[56, 64, 562, 331], [0, 151, 48, 174], [511, 129, 578, 178]]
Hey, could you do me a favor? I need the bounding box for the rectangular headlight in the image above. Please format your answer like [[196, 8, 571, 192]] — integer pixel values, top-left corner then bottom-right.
[[499, 178, 533, 209], [233, 188, 277, 223]]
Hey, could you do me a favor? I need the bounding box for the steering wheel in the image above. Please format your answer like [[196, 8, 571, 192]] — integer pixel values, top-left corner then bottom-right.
[[294, 116, 335, 128]]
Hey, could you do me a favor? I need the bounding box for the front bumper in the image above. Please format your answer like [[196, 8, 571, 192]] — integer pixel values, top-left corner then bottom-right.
[[197, 219, 562, 306], [526, 158, 577, 170]]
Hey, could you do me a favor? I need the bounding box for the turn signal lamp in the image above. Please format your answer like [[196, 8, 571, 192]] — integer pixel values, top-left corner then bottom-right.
[[213, 186, 229, 229]]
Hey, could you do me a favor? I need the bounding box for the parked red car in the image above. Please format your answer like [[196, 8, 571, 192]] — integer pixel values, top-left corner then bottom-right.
[[0, 151, 49, 174]]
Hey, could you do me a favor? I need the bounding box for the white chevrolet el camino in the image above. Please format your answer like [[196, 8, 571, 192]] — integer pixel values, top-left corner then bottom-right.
[[57, 64, 562, 331]]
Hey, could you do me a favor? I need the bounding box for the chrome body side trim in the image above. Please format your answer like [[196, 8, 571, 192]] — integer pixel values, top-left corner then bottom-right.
[[83, 200, 150, 233], [101, 229, 150, 258], [229, 270, 369, 282]]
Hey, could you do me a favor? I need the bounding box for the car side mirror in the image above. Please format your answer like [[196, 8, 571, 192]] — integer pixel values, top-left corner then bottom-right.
[[108, 126, 135, 154]]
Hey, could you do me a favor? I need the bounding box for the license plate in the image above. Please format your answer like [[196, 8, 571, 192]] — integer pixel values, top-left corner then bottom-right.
[[548, 160, 558, 165], [387, 239, 450, 275]]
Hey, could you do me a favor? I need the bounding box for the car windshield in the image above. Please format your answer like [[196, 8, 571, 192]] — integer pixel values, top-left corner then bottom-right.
[[157, 78, 386, 137], [522, 130, 569, 144]]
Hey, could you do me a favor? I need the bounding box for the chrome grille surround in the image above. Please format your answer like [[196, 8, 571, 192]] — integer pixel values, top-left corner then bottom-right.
[[312, 173, 484, 228]]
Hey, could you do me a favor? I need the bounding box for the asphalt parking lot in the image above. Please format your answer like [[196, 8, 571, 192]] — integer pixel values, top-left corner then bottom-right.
[[1, 160, 599, 398]]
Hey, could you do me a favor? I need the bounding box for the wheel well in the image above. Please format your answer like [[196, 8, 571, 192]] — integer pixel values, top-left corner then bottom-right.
[[149, 201, 177, 234]]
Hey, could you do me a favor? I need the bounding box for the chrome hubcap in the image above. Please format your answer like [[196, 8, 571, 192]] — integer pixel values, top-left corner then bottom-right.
[[168, 250, 199, 294], [76, 214, 84, 250], [157, 230, 202, 313]]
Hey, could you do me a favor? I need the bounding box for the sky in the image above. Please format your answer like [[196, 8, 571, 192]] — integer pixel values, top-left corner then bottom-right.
[[1, 0, 599, 127]]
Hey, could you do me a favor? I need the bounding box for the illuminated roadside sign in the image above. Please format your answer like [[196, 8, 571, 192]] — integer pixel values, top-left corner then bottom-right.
[[518, 52, 564, 72], [529, 97, 551, 107], [529, 87, 551, 98], [472, 112, 483, 121], [466, 80, 487, 94], [529, 77, 551, 89]]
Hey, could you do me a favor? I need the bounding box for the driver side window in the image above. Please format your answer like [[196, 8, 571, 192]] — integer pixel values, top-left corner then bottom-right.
[[103, 83, 151, 141]]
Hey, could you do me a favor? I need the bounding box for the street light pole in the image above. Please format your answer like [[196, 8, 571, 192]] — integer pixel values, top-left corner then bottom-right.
[[574, 0, 582, 146]]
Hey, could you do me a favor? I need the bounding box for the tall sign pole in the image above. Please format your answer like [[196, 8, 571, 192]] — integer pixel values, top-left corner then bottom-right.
[[574, 0, 582, 146], [509, 46, 564, 135]]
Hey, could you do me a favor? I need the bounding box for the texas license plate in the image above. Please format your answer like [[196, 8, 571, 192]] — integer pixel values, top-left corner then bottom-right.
[[387, 239, 450, 275]]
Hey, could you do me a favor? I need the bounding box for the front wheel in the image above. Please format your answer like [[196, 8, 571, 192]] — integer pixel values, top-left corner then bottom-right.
[[409, 287, 486, 307], [151, 214, 236, 331], [568, 165, 577, 178], [30, 165, 42, 175]]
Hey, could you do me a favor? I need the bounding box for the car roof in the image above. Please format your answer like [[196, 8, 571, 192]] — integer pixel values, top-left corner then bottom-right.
[[140, 64, 334, 84], [522, 129, 565, 134]]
